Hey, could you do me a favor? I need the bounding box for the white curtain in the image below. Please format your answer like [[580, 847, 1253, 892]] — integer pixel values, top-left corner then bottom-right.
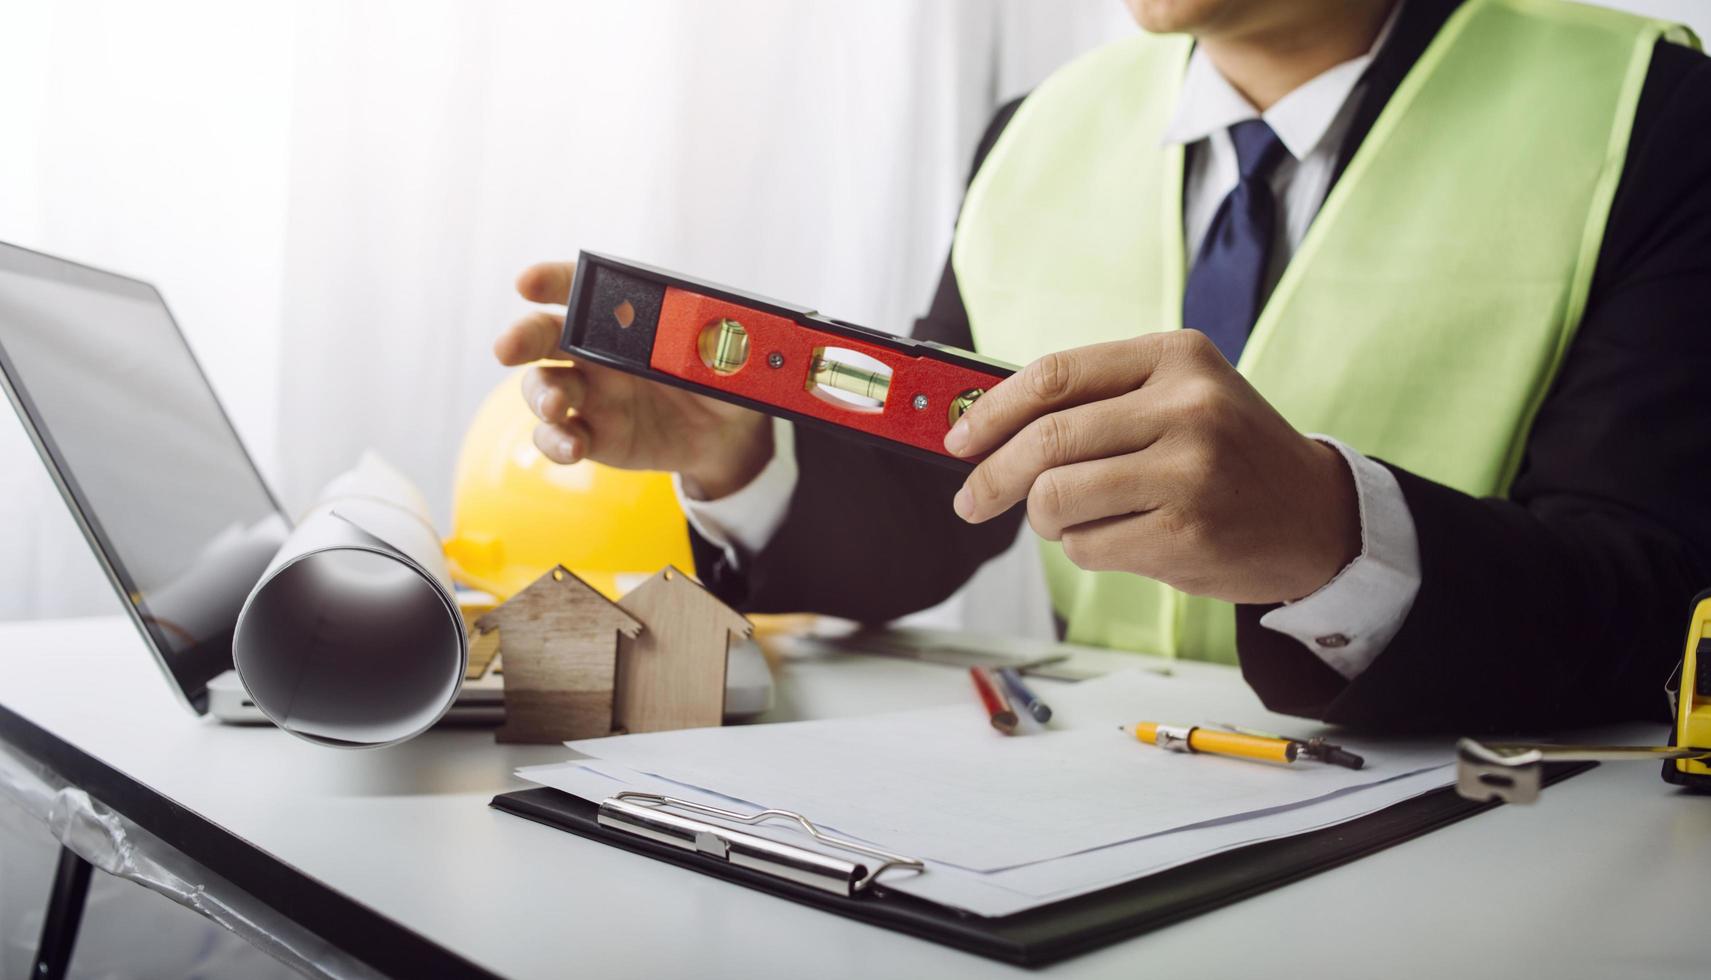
[[0, 0, 1135, 631]]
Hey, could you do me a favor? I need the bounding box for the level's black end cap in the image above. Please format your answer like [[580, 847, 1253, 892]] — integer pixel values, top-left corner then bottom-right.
[[562, 252, 664, 370]]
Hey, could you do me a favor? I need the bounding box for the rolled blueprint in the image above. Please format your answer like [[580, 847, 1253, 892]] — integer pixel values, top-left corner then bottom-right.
[[232, 453, 467, 747]]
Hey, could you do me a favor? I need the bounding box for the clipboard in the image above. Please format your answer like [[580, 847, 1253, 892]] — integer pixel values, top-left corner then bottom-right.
[[491, 761, 1591, 967]]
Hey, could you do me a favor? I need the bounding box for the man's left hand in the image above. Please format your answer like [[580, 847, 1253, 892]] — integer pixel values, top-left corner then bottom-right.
[[945, 330, 1361, 604]]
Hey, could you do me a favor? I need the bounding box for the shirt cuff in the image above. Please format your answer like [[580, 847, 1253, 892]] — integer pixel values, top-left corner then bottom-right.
[[672, 417, 798, 561], [1258, 436, 1422, 680]]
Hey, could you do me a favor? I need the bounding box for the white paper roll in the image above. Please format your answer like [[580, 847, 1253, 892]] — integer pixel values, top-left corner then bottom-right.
[[232, 453, 467, 747]]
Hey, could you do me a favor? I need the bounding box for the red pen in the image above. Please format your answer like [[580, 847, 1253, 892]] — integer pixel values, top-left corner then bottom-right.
[[970, 667, 1018, 735]]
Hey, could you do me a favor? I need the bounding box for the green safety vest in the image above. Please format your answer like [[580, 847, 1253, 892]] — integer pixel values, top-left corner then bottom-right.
[[951, 0, 1692, 663]]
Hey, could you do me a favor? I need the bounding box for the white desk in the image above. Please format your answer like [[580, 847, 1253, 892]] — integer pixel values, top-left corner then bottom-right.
[[0, 616, 1705, 979]]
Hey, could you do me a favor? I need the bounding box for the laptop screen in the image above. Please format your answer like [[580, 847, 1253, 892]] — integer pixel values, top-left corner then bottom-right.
[[0, 242, 287, 711]]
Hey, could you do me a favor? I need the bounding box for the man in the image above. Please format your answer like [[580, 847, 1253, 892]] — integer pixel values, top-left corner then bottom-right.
[[495, 0, 1711, 732]]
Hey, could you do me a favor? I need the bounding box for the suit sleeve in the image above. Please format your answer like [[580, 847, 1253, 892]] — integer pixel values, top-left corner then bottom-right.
[[692, 100, 1028, 619], [1234, 42, 1711, 734]]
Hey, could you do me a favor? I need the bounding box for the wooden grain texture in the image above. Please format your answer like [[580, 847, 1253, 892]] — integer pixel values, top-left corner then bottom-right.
[[475, 566, 641, 743], [615, 566, 752, 734]]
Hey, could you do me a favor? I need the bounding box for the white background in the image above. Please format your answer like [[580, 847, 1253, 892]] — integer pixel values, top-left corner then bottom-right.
[[0, 0, 1139, 632]]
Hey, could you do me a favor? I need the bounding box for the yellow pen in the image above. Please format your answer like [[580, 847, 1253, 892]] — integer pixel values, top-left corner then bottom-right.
[[1125, 722, 1298, 765]]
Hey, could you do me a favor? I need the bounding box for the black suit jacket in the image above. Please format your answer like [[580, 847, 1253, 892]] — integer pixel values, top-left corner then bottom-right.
[[691, 0, 1711, 734]]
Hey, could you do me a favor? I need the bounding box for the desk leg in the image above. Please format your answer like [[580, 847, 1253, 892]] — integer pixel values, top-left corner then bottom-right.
[[32, 845, 93, 980]]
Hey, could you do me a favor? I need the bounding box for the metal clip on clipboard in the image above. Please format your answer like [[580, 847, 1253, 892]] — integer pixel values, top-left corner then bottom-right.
[[596, 792, 924, 897]]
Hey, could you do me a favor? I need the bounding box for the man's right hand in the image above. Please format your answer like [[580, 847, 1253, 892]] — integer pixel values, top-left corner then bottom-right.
[[493, 260, 773, 500]]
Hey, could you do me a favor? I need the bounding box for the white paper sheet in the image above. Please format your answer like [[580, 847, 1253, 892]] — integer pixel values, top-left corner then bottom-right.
[[554, 669, 1448, 871], [231, 452, 466, 747]]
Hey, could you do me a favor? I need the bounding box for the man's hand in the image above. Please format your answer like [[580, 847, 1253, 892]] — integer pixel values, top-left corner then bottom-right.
[[494, 261, 771, 499], [945, 330, 1360, 604]]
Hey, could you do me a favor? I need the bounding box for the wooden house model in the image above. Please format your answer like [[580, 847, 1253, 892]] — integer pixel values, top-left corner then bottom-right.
[[474, 565, 641, 743], [614, 565, 752, 734]]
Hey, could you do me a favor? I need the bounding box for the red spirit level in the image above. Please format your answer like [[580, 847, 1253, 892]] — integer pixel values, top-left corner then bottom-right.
[[560, 252, 1015, 469]]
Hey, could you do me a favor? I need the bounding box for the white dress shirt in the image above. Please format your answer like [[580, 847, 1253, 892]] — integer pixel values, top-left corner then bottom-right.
[[678, 6, 1421, 681]]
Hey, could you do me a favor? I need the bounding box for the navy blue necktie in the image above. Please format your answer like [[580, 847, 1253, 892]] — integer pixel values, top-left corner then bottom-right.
[[1181, 119, 1287, 364]]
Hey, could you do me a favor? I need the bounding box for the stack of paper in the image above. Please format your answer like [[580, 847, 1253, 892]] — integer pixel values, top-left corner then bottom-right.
[[519, 669, 1455, 916]]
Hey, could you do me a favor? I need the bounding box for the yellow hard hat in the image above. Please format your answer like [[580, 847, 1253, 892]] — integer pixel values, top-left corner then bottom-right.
[[445, 369, 694, 600]]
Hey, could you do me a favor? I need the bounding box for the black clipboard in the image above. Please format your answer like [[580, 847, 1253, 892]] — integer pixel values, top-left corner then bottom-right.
[[492, 761, 1591, 968]]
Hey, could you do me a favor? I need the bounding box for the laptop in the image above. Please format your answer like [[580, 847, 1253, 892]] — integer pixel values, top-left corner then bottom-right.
[[0, 241, 772, 728]]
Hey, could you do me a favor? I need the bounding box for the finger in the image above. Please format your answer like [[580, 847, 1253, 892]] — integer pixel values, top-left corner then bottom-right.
[[515, 261, 577, 305], [1026, 451, 1165, 541], [521, 364, 587, 422], [532, 416, 594, 465], [946, 337, 1170, 459], [955, 393, 1163, 523], [494, 310, 567, 366]]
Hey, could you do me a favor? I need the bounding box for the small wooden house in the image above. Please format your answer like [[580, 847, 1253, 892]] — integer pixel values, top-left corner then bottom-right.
[[475, 565, 641, 743], [614, 566, 752, 733]]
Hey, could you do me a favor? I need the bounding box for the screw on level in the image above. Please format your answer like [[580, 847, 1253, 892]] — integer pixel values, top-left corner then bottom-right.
[[911, 393, 928, 411], [767, 351, 784, 369]]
